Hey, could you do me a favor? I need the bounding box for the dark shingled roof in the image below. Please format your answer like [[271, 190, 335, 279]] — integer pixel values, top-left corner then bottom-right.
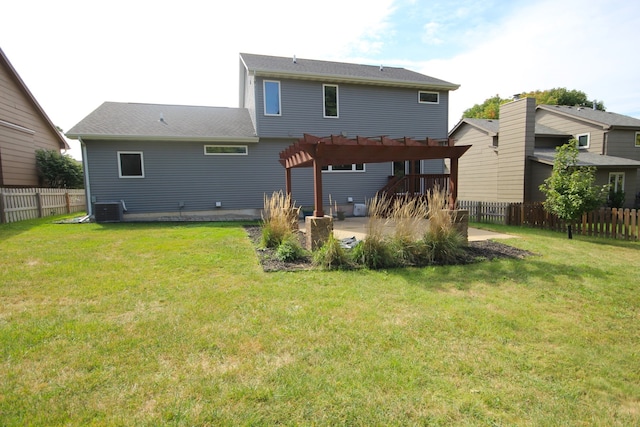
[[537, 105, 640, 129], [450, 118, 570, 138], [66, 102, 257, 141], [531, 148, 640, 167], [240, 53, 459, 90]]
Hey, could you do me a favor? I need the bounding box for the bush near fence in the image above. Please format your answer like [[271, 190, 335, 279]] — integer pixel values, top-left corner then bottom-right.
[[0, 188, 86, 224], [460, 200, 639, 241]]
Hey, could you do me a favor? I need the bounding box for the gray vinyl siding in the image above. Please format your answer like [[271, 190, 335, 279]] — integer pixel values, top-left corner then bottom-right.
[[527, 161, 551, 203], [85, 138, 390, 213], [253, 77, 449, 139], [452, 126, 499, 201], [535, 110, 605, 153], [604, 129, 640, 160]]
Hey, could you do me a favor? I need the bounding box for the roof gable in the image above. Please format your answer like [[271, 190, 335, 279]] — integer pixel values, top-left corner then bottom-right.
[[239, 53, 459, 90], [0, 48, 69, 150]]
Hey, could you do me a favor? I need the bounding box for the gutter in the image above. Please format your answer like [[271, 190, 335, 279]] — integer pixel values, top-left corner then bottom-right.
[[79, 137, 92, 217]]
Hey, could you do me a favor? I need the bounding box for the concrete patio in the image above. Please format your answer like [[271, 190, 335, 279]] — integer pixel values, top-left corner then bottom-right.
[[300, 216, 516, 242]]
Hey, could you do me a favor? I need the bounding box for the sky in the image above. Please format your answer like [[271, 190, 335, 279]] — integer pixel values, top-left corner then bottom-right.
[[2, 0, 639, 160]]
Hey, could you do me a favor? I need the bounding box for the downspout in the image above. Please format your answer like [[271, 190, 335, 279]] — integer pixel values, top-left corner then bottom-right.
[[79, 137, 92, 216]]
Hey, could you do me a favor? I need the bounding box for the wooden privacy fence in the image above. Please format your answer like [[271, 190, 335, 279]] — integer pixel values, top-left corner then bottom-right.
[[458, 200, 639, 241], [458, 200, 509, 224], [0, 188, 86, 224], [508, 203, 639, 241]]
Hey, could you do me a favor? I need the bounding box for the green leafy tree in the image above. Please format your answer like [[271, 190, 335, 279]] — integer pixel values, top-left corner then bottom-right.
[[462, 88, 605, 120], [35, 149, 84, 189], [538, 141, 607, 238]]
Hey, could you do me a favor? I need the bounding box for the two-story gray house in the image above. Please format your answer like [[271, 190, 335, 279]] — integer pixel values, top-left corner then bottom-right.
[[66, 53, 459, 220], [449, 97, 640, 208]]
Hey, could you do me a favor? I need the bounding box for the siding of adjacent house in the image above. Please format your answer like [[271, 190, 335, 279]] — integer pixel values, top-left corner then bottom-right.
[[84, 138, 390, 213], [251, 76, 450, 140], [496, 98, 536, 203], [1, 51, 66, 187], [605, 129, 640, 160], [535, 109, 605, 153], [453, 125, 499, 201]]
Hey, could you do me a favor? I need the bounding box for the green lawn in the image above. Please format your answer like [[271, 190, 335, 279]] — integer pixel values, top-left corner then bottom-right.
[[0, 216, 638, 426]]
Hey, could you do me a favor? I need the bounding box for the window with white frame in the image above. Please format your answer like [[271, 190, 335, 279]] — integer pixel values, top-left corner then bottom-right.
[[204, 145, 248, 155], [609, 172, 625, 192], [418, 91, 439, 104], [322, 163, 365, 172], [635, 131, 640, 147], [323, 84, 339, 118], [118, 151, 144, 178], [263, 80, 281, 116], [576, 133, 590, 149]]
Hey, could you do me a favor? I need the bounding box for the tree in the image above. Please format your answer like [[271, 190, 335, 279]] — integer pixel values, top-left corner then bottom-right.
[[538, 141, 607, 238], [35, 149, 84, 189], [462, 88, 605, 120]]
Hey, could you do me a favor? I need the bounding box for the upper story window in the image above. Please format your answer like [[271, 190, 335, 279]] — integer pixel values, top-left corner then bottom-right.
[[118, 151, 144, 178], [418, 91, 439, 104], [323, 84, 339, 118], [264, 80, 281, 116], [204, 145, 248, 155], [322, 163, 365, 172], [576, 133, 590, 149], [635, 131, 640, 147]]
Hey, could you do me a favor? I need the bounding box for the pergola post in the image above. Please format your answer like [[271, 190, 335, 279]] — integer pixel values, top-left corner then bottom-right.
[[285, 167, 292, 196], [312, 159, 324, 217], [449, 157, 459, 210]]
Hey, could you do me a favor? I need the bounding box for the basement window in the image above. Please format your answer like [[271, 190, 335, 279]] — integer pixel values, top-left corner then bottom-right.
[[204, 145, 248, 155], [418, 91, 439, 104], [118, 152, 144, 178], [322, 164, 365, 172]]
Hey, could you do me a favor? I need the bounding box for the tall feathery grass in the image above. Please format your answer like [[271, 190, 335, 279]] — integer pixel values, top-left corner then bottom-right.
[[261, 191, 300, 248], [353, 186, 466, 268], [422, 185, 466, 264]]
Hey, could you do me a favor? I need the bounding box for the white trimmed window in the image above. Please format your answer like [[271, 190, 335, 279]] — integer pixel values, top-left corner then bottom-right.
[[635, 131, 640, 147], [322, 164, 365, 172], [418, 91, 439, 104], [576, 133, 590, 149], [118, 151, 144, 178], [609, 172, 625, 192], [323, 84, 339, 118], [263, 80, 281, 116], [204, 145, 248, 155]]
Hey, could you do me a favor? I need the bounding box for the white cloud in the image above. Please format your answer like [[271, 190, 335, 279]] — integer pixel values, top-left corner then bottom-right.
[[422, 22, 443, 45]]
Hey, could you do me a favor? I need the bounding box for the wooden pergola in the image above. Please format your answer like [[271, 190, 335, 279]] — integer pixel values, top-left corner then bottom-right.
[[279, 134, 471, 217]]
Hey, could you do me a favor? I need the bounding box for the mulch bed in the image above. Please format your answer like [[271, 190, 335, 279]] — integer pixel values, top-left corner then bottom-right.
[[245, 225, 535, 272]]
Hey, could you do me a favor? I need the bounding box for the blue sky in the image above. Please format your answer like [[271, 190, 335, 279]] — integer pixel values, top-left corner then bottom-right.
[[2, 0, 639, 159]]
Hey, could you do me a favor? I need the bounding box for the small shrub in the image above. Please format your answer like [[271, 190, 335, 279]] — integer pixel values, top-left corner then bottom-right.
[[313, 233, 353, 270], [275, 234, 307, 262], [350, 235, 396, 269]]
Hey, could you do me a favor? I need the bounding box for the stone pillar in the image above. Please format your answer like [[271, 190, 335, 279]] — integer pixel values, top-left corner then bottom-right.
[[450, 209, 469, 245], [305, 215, 333, 251]]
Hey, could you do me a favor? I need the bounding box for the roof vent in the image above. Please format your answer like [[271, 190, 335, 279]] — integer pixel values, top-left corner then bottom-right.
[[293, 55, 297, 64], [380, 65, 384, 71]]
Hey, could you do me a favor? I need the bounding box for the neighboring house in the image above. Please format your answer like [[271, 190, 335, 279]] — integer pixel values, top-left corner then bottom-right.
[[66, 53, 459, 220], [449, 97, 640, 208], [0, 47, 69, 187]]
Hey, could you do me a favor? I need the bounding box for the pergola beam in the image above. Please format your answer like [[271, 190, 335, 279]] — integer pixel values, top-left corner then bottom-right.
[[280, 134, 471, 216]]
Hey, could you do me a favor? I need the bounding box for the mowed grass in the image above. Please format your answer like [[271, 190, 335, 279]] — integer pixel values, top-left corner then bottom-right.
[[0, 216, 638, 426]]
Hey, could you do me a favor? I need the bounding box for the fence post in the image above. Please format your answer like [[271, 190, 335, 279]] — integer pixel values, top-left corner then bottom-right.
[[0, 191, 6, 224], [36, 192, 43, 218], [65, 191, 71, 214]]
